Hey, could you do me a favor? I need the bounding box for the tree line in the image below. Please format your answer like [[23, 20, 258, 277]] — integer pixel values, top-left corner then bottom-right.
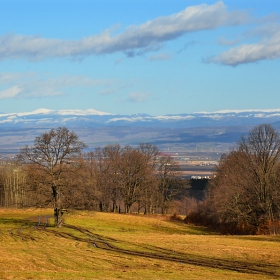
[[0, 127, 187, 227], [1, 124, 280, 234]]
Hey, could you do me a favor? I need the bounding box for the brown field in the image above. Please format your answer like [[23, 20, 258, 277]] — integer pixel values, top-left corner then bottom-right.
[[0, 209, 280, 279]]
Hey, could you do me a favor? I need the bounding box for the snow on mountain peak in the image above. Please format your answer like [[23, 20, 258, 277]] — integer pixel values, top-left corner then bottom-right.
[[17, 108, 53, 116], [0, 108, 280, 128], [197, 108, 280, 114], [57, 109, 112, 116]]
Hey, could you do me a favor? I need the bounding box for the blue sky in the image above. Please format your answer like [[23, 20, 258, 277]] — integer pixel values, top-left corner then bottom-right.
[[0, 0, 280, 115]]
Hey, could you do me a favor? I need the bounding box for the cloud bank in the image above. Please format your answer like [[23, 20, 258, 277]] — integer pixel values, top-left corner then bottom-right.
[[0, 2, 247, 61]]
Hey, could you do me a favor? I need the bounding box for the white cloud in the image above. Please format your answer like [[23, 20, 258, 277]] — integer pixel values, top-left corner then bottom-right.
[[0, 71, 118, 99], [0, 73, 21, 83], [0, 72, 35, 83], [0, 86, 21, 99], [98, 81, 134, 96], [148, 52, 173, 61], [115, 58, 123, 65], [127, 92, 150, 103], [208, 25, 280, 66], [217, 36, 241, 46], [98, 89, 117, 95], [0, 2, 248, 61]]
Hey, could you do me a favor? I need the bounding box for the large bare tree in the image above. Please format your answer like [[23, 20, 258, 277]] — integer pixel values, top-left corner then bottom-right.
[[238, 124, 280, 223], [208, 124, 280, 234], [18, 127, 86, 227]]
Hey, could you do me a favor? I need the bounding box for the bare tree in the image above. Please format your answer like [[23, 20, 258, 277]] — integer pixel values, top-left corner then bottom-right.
[[91, 147, 112, 212], [18, 127, 86, 227], [238, 124, 280, 223], [102, 144, 122, 212], [156, 156, 186, 215], [115, 145, 157, 213], [84, 143, 158, 214], [79, 151, 100, 210], [207, 152, 256, 232], [207, 124, 280, 234], [0, 162, 28, 208], [137, 143, 159, 214]]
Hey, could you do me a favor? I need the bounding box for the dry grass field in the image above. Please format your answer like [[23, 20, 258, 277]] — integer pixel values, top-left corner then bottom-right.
[[0, 209, 280, 279]]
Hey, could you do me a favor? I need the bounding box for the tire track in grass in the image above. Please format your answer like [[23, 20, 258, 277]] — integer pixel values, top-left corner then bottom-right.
[[55, 224, 280, 277], [6, 218, 280, 277]]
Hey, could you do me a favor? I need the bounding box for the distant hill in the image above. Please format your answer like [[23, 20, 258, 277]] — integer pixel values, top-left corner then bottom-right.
[[1, 108, 280, 155]]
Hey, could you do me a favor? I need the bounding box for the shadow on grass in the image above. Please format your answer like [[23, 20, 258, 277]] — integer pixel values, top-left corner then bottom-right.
[[0, 218, 29, 226], [237, 235, 280, 243], [167, 217, 216, 235]]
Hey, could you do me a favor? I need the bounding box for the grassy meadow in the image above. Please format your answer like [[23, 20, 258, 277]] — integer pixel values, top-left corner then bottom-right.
[[0, 209, 280, 279]]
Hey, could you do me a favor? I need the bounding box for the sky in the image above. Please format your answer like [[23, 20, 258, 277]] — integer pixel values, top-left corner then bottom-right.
[[0, 0, 280, 116]]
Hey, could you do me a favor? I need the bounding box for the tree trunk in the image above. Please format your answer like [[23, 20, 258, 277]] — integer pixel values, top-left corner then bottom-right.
[[54, 207, 63, 227], [112, 201, 118, 213], [161, 204, 168, 215], [52, 185, 63, 227], [125, 203, 131, 214]]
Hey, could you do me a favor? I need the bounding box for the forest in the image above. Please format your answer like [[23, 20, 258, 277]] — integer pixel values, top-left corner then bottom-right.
[[1, 124, 280, 235]]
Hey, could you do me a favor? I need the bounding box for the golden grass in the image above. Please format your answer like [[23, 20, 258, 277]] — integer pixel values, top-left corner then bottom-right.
[[0, 209, 280, 279]]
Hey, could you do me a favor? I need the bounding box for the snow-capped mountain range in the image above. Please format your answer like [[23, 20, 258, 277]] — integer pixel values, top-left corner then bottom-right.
[[1, 108, 280, 128], [1, 108, 280, 154]]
